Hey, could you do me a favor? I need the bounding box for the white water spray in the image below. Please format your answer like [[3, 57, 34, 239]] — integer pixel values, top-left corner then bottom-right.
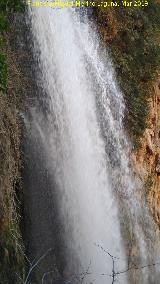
[[26, 3, 160, 284]]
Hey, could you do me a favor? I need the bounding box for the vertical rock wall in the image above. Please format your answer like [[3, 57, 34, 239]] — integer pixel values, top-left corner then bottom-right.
[[133, 78, 160, 226]]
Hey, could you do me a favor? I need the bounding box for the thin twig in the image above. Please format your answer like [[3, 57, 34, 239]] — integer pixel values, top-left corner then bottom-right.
[[23, 248, 52, 284]]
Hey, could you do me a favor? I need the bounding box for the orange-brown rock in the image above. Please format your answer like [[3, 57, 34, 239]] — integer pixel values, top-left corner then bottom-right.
[[132, 78, 160, 226]]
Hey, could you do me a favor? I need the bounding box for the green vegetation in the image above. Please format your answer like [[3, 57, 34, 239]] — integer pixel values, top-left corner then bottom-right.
[[0, 0, 25, 91], [0, 0, 25, 283], [0, 90, 24, 284], [143, 173, 154, 197], [0, 0, 24, 37], [0, 53, 7, 91], [95, 0, 160, 147]]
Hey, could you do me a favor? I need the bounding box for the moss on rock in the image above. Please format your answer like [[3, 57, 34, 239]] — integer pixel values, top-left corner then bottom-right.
[[94, 0, 160, 147], [0, 1, 25, 282]]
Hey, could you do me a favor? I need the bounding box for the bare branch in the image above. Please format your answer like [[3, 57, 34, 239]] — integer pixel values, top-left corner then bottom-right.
[[41, 270, 55, 284], [23, 248, 52, 284]]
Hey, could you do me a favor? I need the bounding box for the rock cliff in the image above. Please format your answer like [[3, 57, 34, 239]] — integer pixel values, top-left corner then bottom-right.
[[133, 78, 160, 225]]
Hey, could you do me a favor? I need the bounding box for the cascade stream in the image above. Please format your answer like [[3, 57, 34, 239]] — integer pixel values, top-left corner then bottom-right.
[[23, 3, 160, 283]]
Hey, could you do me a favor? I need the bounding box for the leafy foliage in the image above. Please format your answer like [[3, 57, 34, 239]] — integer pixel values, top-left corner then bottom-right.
[[0, 0, 25, 32], [0, 0, 25, 91], [0, 0, 25, 14]]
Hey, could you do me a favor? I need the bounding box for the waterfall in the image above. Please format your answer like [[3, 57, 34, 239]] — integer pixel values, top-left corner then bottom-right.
[[23, 3, 160, 284]]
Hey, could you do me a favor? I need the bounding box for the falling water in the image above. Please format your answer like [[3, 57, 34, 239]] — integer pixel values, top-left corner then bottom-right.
[[23, 3, 160, 284]]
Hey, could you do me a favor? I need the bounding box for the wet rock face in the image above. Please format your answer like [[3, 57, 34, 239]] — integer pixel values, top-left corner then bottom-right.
[[155, 156, 160, 174], [132, 77, 160, 226]]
